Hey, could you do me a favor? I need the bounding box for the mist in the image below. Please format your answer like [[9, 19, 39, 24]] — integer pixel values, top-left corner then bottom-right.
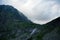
[[1, 0, 60, 24]]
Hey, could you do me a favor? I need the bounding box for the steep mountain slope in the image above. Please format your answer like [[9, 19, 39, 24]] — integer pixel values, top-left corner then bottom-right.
[[42, 17, 60, 40], [46, 17, 60, 27], [31, 17, 60, 40], [0, 5, 30, 22], [0, 5, 60, 40], [0, 5, 41, 40]]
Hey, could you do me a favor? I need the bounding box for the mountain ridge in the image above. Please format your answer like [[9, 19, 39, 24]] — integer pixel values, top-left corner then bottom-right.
[[0, 5, 31, 22], [0, 5, 60, 40]]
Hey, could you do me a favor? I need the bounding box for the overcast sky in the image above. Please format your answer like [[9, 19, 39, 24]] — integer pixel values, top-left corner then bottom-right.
[[0, 0, 60, 24]]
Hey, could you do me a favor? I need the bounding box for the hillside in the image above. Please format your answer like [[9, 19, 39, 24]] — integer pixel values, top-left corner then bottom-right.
[[0, 5, 31, 22], [0, 5, 41, 40], [30, 17, 60, 40], [0, 5, 60, 40]]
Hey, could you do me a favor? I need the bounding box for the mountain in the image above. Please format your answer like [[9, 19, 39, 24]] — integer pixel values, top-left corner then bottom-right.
[[42, 17, 60, 40], [31, 17, 60, 40], [0, 5, 41, 40], [46, 17, 60, 27], [0, 5, 60, 40], [0, 5, 30, 23]]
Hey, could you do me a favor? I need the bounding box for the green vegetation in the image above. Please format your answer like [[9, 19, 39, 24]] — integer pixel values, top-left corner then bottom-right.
[[0, 5, 60, 40]]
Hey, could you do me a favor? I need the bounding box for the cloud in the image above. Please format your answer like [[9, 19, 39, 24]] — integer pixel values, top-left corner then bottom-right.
[[1, 0, 60, 24], [0, 0, 2, 5], [48, 0, 60, 4], [20, 0, 60, 24], [32, 0, 60, 21]]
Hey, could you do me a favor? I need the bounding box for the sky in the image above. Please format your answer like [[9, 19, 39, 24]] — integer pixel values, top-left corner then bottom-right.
[[0, 0, 60, 24]]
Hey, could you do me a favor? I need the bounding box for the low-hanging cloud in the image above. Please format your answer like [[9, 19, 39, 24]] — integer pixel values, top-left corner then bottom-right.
[[1, 0, 60, 24], [0, 0, 2, 5], [32, 0, 60, 21]]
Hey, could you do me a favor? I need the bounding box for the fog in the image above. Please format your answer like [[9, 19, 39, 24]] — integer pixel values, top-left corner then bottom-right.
[[1, 0, 60, 24]]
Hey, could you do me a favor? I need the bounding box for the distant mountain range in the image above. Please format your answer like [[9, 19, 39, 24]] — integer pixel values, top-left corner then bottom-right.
[[0, 5, 60, 40]]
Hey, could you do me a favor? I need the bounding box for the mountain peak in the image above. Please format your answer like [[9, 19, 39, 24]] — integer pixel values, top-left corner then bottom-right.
[[0, 5, 31, 22]]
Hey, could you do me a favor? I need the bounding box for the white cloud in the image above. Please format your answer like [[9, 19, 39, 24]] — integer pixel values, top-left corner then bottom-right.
[[2, 0, 60, 24], [0, 0, 2, 5]]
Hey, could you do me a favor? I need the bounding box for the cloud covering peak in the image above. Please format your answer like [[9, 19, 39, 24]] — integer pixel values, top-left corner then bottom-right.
[[1, 0, 60, 24]]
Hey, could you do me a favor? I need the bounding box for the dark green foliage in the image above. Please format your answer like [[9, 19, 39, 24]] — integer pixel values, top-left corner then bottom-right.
[[0, 5, 60, 40], [30, 17, 60, 40], [0, 5, 30, 22], [0, 5, 40, 40]]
